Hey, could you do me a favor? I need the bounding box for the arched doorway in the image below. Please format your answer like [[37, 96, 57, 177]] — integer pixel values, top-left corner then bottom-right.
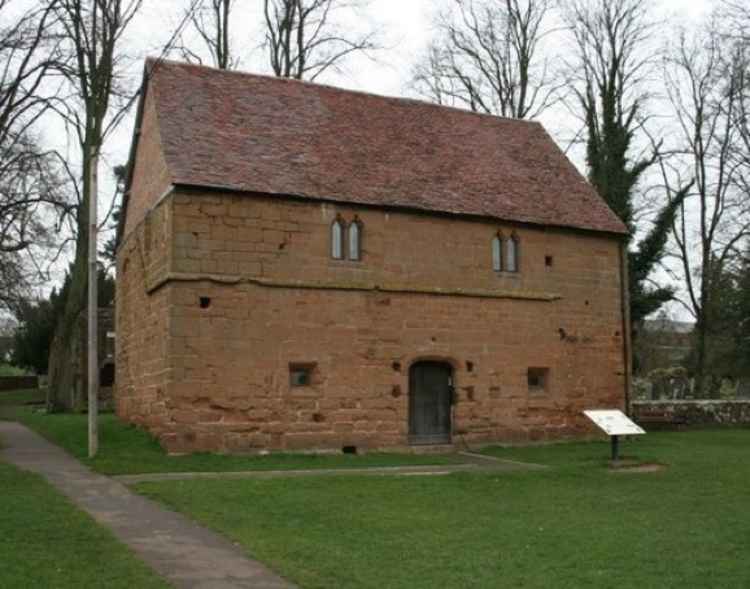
[[409, 361, 453, 445]]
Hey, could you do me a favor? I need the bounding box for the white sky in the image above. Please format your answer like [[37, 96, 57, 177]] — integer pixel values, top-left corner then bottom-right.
[[33, 0, 715, 321]]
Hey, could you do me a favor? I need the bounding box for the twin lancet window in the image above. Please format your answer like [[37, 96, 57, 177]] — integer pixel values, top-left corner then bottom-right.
[[331, 216, 362, 261], [331, 218, 519, 273], [492, 232, 520, 273]]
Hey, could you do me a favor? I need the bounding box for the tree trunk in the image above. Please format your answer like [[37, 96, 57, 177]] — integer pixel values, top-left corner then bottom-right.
[[46, 157, 90, 412], [694, 320, 708, 398]]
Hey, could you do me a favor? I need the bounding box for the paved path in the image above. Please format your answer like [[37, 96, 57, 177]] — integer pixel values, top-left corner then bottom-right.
[[0, 421, 296, 589], [114, 452, 546, 485]]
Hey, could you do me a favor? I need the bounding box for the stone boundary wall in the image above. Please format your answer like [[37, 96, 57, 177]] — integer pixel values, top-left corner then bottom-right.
[[0, 376, 38, 392], [632, 400, 750, 427]]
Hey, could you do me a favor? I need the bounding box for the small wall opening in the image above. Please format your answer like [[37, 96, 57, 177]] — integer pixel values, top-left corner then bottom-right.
[[289, 363, 316, 387], [342, 445, 358, 455], [466, 361, 474, 373], [528, 367, 550, 394], [199, 296, 211, 309], [545, 255, 554, 267]]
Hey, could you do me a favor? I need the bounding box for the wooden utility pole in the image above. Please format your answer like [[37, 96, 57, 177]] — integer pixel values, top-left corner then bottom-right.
[[88, 144, 99, 458]]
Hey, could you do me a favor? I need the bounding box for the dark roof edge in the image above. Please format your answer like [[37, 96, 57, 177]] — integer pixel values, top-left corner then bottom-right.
[[172, 182, 629, 239], [115, 61, 156, 250], [534, 123, 626, 233]]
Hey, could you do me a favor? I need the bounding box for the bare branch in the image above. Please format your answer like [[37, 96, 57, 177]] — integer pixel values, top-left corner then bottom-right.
[[412, 0, 559, 119], [263, 0, 379, 81]]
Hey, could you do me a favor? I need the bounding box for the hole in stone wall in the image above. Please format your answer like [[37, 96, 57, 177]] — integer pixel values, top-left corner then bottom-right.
[[289, 363, 316, 387], [392, 361, 401, 372], [545, 255, 554, 267], [199, 297, 211, 309], [313, 412, 325, 423], [342, 445, 358, 455], [466, 361, 474, 373], [527, 367, 550, 393]]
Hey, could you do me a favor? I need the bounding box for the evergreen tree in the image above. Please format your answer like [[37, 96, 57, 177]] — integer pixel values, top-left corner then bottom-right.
[[570, 0, 691, 328], [12, 268, 114, 375]]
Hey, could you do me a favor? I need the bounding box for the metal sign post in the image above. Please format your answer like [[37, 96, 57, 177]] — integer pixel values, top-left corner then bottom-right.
[[583, 410, 645, 463], [611, 435, 619, 461]]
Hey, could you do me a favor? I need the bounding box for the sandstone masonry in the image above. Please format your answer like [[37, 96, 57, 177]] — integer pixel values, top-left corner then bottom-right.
[[117, 186, 627, 453], [115, 61, 628, 454]]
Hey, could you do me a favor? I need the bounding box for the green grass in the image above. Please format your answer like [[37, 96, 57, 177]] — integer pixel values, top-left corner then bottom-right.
[[0, 460, 167, 588], [0, 363, 26, 376], [136, 429, 750, 589], [1, 391, 460, 475]]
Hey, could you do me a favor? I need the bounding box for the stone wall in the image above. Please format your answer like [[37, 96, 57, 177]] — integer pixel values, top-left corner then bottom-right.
[[116, 187, 628, 453], [123, 86, 172, 238], [632, 400, 750, 427], [116, 198, 172, 431]]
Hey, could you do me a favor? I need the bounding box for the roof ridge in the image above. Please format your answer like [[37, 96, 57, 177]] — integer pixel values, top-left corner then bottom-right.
[[145, 56, 545, 129]]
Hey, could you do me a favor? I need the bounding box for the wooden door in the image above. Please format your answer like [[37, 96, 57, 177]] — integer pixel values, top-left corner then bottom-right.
[[409, 361, 453, 445]]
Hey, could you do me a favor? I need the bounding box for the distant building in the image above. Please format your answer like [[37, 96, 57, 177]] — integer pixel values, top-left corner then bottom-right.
[[635, 318, 694, 375]]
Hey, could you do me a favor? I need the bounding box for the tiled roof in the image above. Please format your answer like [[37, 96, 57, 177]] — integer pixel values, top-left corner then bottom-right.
[[142, 59, 627, 235]]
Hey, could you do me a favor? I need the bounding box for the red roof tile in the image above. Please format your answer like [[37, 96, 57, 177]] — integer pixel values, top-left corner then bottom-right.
[[144, 59, 627, 235]]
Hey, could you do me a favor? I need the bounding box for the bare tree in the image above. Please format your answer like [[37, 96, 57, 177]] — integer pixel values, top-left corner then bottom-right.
[[567, 0, 693, 339], [178, 0, 237, 69], [720, 1, 750, 199], [412, 0, 557, 119], [0, 139, 62, 311], [0, 1, 62, 312], [47, 0, 143, 422], [263, 0, 378, 81], [720, 0, 749, 43], [660, 22, 750, 396], [566, 0, 655, 230]]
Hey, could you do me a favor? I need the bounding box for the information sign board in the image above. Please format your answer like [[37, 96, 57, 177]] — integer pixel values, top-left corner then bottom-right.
[[583, 410, 645, 436]]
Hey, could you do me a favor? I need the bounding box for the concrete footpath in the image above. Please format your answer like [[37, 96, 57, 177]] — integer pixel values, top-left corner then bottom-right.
[[0, 421, 296, 589]]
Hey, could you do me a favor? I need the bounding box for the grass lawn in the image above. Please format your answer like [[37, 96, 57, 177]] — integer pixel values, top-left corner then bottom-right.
[[0, 390, 461, 475], [0, 363, 26, 376], [0, 460, 167, 588], [136, 429, 750, 589]]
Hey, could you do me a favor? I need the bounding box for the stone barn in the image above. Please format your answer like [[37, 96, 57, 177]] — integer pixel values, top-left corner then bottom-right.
[[115, 59, 630, 454]]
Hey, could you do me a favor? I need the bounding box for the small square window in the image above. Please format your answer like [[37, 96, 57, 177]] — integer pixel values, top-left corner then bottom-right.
[[290, 363, 315, 387], [545, 256, 553, 267], [527, 367, 549, 393]]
